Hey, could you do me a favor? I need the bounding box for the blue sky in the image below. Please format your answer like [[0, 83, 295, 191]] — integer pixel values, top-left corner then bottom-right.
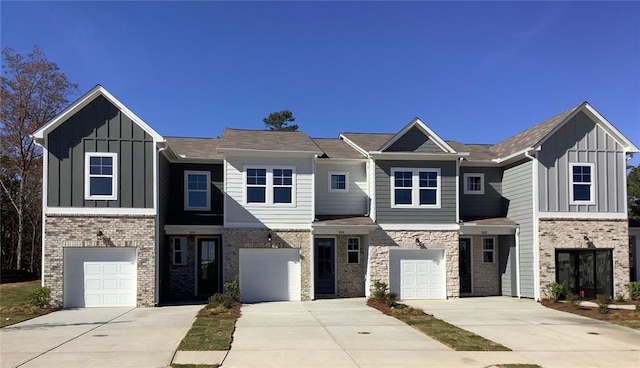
[[2, 1, 639, 163]]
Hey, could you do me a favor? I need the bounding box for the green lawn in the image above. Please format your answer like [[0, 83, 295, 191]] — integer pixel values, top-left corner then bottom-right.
[[177, 305, 240, 351], [0, 280, 52, 327]]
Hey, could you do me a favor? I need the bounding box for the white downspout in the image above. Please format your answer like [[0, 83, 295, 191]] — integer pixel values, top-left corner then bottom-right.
[[525, 151, 540, 301], [515, 227, 521, 298]]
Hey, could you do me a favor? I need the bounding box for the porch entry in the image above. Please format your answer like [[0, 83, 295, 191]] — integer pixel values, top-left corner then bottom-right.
[[459, 238, 472, 294], [197, 238, 221, 296], [556, 249, 613, 299], [315, 238, 335, 295]]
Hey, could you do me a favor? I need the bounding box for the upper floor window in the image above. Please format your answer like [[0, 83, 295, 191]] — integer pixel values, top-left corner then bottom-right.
[[329, 171, 349, 192], [391, 168, 441, 208], [245, 166, 296, 205], [184, 171, 210, 210], [482, 238, 495, 263], [463, 173, 484, 195], [569, 163, 595, 204], [85, 152, 117, 200]]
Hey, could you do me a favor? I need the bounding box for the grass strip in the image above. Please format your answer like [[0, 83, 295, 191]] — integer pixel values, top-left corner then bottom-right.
[[1, 281, 55, 328], [177, 304, 240, 351]]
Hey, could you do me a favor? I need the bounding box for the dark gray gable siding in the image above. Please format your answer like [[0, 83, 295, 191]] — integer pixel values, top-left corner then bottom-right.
[[459, 167, 504, 219], [385, 126, 446, 153], [166, 163, 223, 226], [47, 95, 154, 208], [375, 160, 456, 224]]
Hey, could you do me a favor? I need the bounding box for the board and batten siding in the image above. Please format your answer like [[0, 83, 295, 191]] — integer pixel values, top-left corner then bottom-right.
[[315, 161, 368, 216], [459, 167, 504, 219], [502, 160, 535, 298], [375, 160, 457, 224], [47, 95, 154, 208], [537, 111, 626, 213], [224, 156, 314, 228]]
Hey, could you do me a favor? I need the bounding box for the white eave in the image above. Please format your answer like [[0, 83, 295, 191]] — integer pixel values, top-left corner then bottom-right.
[[216, 147, 322, 157], [368, 151, 469, 160], [32, 84, 163, 144]]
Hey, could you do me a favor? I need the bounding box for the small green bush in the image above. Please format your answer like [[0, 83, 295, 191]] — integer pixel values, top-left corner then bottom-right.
[[595, 294, 611, 314], [566, 292, 581, 308], [625, 282, 640, 300], [615, 293, 626, 302], [208, 293, 233, 309], [635, 305, 640, 317], [544, 282, 564, 302], [224, 276, 241, 302], [386, 292, 398, 307], [371, 281, 389, 301], [29, 286, 51, 308]]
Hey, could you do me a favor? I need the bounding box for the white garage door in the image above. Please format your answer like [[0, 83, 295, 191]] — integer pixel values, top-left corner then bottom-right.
[[239, 248, 301, 302], [64, 248, 137, 307], [389, 249, 446, 300]]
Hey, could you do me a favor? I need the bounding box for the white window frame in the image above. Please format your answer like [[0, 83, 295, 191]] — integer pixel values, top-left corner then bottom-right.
[[184, 171, 211, 211], [328, 171, 349, 192], [243, 166, 296, 207], [463, 173, 484, 195], [390, 168, 441, 208], [482, 237, 495, 264], [84, 152, 118, 200], [569, 163, 595, 205], [347, 237, 360, 264], [172, 237, 187, 266]]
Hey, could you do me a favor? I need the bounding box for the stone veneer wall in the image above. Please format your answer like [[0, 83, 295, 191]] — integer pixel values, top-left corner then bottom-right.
[[335, 235, 366, 297], [223, 228, 312, 301], [44, 215, 156, 307], [470, 235, 500, 296], [538, 219, 629, 298], [368, 228, 459, 298]]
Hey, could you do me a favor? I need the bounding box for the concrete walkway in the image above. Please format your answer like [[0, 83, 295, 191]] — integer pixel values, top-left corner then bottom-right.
[[405, 297, 640, 368], [1, 305, 201, 368]]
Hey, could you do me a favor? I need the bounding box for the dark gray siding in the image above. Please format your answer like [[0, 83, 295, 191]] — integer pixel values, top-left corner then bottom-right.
[[167, 163, 223, 226], [375, 160, 456, 224], [502, 160, 534, 298], [47, 95, 154, 208], [386, 126, 445, 153], [459, 167, 504, 219], [537, 111, 626, 213]]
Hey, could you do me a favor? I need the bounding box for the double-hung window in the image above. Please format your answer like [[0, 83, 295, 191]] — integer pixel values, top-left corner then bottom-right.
[[245, 166, 295, 205], [172, 237, 187, 265], [482, 238, 495, 263], [347, 237, 360, 264], [463, 173, 484, 195], [329, 171, 349, 192], [570, 163, 595, 204], [85, 152, 117, 200], [391, 168, 441, 208], [184, 171, 210, 210]]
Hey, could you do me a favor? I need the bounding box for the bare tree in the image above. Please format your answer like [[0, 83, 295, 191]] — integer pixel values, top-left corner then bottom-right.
[[0, 46, 77, 271]]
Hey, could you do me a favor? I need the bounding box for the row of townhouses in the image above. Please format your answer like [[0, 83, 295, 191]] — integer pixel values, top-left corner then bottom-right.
[[32, 85, 639, 308]]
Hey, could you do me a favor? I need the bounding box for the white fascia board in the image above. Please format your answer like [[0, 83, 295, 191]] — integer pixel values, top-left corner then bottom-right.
[[224, 222, 312, 230], [164, 225, 224, 235], [312, 225, 376, 235], [369, 151, 468, 160], [460, 160, 501, 167], [378, 118, 457, 154], [338, 134, 371, 158], [33, 85, 163, 143], [493, 149, 533, 165], [217, 148, 321, 157], [315, 158, 368, 163], [377, 223, 460, 231], [458, 225, 516, 235], [537, 212, 629, 220], [45, 207, 156, 216]]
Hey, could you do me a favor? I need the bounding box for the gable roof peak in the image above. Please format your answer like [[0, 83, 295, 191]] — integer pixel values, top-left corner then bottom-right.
[[377, 117, 457, 154]]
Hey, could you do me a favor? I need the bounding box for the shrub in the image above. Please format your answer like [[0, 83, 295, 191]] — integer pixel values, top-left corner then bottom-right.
[[635, 305, 640, 317], [610, 312, 622, 320], [371, 281, 389, 301], [615, 293, 626, 303], [224, 276, 241, 302], [625, 282, 640, 300], [208, 293, 233, 309], [566, 292, 581, 308], [544, 282, 564, 302], [386, 292, 398, 307], [595, 294, 611, 314], [29, 286, 51, 308]]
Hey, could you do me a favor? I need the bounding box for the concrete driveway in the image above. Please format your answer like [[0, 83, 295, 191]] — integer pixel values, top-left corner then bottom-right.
[[1, 305, 201, 368], [405, 297, 640, 368]]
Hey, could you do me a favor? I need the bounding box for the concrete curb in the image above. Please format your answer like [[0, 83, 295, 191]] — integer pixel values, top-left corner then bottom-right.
[[172, 350, 228, 365]]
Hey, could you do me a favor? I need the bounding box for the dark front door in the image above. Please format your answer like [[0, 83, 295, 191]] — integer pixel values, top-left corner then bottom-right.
[[556, 249, 613, 299], [459, 238, 472, 294], [315, 238, 335, 295], [197, 238, 220, 296]]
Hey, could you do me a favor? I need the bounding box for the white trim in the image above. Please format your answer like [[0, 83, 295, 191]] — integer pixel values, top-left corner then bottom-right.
[[515, 227, 521, 298], [225, 222, 312, 230], [568, 162, 595, 205], [339, 134, 370, 158], [184, 170, 211, 211], [171, 237, 188, 266], [458, 225, 516, 235], [369, 151, 467, 160], [537, 211, 628, 219], [223, 160, 228, 227], [455, 159, 460, 222], [312, 155, 317, 223], [377, 223, 460, 231], [347, 237, 360, 264], [45, 207, 156, 215], [369, 158, 376, 220], [378, 117, 457, 154], [390, 168, 441, 208], [463, 173, 485, 195], [84, 152, 118, 201], [309, 230, 315, 300], [243, 165, 297, 207], [164, 225, 224, 235], [481, 237, 496, 264], [328, 171, 349, 192], [532, 154, 540, 301], [40, 136, 48, 286]]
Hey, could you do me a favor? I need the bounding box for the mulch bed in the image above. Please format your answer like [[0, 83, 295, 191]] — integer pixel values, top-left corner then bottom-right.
[[540, 299, 640, 327]]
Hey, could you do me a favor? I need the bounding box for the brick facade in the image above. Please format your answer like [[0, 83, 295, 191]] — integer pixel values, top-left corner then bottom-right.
[[368, 228, 460, 298], [335, 235, 366, 297], [538, 218, 629, 298], [166, 236, 197, 299], [44, 215, 156, 307], [469, 235, 500, 296]]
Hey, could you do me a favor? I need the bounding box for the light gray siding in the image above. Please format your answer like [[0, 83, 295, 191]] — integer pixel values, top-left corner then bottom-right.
[[459, 167, 504, 219], [47, 95, 155, 208], [386, 126, 446, 153], [537, 111, 626, 213], [499, 235, 517, 297], [224, 156, 314, 228], [315, 161, 368, 216], [502, 160, 535, 298], [375, 160, 456, 224]]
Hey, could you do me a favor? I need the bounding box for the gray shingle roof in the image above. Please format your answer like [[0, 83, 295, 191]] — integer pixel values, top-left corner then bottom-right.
[[165, 137, 223, 160], [312, 138, 366, 159], [446, 141, 495, 160], [340, 133, 395, 152], [218, 128, 322, 153]]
